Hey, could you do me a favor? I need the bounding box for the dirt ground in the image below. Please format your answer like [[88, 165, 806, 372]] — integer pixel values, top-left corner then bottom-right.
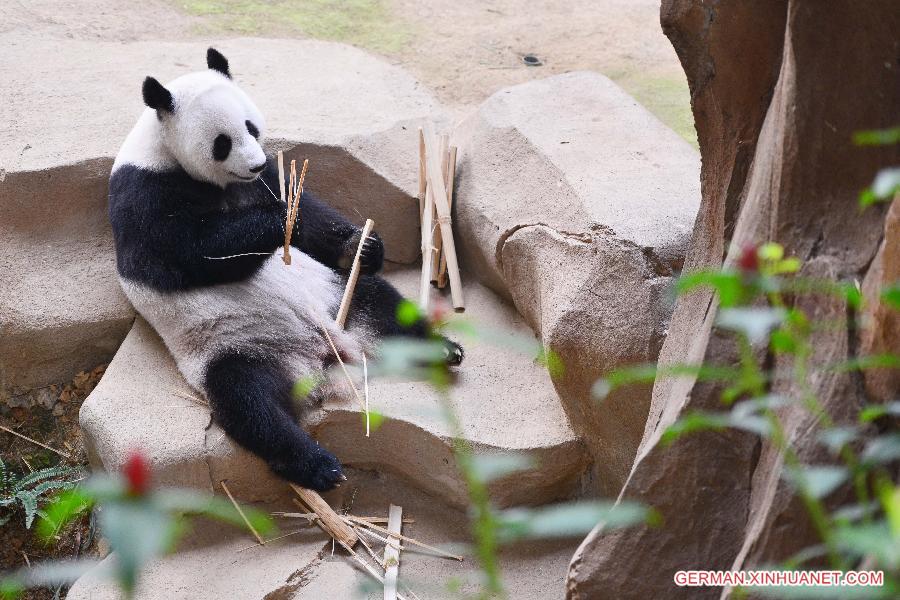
[[0, 0, 693, 144]]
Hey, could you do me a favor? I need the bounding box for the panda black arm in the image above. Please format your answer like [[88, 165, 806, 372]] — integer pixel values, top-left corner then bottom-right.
[[191, 202, 284, 259], [291, 190, 384, 274]]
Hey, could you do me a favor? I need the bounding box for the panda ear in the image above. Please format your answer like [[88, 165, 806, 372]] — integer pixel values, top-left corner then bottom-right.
[[207, 47, 231, 79], [142, 77, 174, 113]]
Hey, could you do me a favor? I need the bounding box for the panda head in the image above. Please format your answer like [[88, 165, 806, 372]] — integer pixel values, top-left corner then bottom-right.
[[142, 48, 267, 188]]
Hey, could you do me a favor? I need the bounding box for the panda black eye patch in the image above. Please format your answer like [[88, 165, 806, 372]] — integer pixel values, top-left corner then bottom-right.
[[245, 120, 260, 139], [212, 134, 232, 161]]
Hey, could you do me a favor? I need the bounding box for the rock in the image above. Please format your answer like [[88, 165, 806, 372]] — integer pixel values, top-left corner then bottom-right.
[[859, 199, 899, 403], [453, 71, 701, 494], [68, 470, 578, 600], [566, 2, 900, 598], [79, 269, 590, 509], [0, 35, 443, 397]]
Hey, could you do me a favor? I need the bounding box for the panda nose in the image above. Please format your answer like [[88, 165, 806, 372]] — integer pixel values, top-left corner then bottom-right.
[[249, 162, 266, 174]]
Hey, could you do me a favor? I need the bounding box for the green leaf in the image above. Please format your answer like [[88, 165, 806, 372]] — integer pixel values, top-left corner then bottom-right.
[[100, 502, 177, 593], [862, 434, 900, 465], [15, 492, 38, 529], [853, 126, 900, 146], [495, 500, 654, 543], [871, 167, 900, 199], [769, 329, 798, 353], [470, 454, 535, 483], [879, 484, 900, 538], [859, 401, 900, 423], [153, 490, 275, 537], [771, 257, 801, 275], [829, 354, 900, 373], [592, 363, 739, 401], [758, 243, 784, 261], [881, 284, 900, 310], [834, 521, 900, 570], [782, 465, 848, 500], [676, 270, 744, 307], [395, 300, 422, 327], [292, 372, 325, 400], [660, 412, 730, 446], [374, 338, 448, 379], [0, 559, 98, 599], [716, 307, 787, 344], [817, 427, 859, 454], [14, 466, 82, 492], [364, 410, 386, 431], [831, 501, 878, 524], [37, 488, 94, 541]]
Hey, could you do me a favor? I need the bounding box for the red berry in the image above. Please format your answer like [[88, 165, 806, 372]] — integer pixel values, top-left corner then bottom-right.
[[123, 451, 151, 496], [738, 244, 759, 273]]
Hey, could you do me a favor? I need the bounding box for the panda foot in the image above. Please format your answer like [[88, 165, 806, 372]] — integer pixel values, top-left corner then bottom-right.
[[272, 445, 345, 492], [442, 338, 464, 367]]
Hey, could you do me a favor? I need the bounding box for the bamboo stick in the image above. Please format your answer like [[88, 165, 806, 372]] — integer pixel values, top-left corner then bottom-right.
[[422, 122, 465, 311], [275, 511, 415, 524], [430, 135, 450, 283], [346, 515, 464, 561], [417, 127, 426, 221], [418, 181, 435, 309], [336, 219, 375, 328], [277, 150, 286, 203], [383, 504, 403, 600], [339, 541, 408, 600], [290, 484, 358, 547], [437, 145, 457, 289], [283, 159, 309, 265], [220, 480, 265, 546], [0, 425, 73, 460]]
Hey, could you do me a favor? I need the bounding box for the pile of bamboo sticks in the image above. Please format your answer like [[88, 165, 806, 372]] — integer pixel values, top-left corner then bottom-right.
[[418, 123, 464, 312]]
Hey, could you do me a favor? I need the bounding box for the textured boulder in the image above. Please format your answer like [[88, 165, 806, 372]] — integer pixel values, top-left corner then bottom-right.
[[567, 2, 899, 599], [79, 270, 590, 509], [453, 71, 701, 494], [860, 198, 899, 403], [0, 35, 442, 397]]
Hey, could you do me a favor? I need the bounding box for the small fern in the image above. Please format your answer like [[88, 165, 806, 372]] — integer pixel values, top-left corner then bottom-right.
[[0, 457, 83, 529]]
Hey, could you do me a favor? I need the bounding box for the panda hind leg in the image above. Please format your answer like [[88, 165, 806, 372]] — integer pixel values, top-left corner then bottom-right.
[[204, 351, 345, 491], [345, 273, 464, 366]]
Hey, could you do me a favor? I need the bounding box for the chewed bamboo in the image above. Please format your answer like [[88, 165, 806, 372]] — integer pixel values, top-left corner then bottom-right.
[[290, 484, 358, 547], [336, 218, 375, 328]]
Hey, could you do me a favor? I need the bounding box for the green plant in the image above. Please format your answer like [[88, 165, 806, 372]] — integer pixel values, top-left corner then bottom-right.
[[0, 452, 275, 599], [0, 458, 83, 529], [594, 239, 899, 598]]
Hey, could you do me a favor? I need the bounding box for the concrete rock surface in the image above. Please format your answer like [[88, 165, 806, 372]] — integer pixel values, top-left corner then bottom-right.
[[0, 35, 442, 397], [453, 71, 701, 494], [79, 269, 590, 509], [566, 2, 900, 598], [67, 470, 578, 600]]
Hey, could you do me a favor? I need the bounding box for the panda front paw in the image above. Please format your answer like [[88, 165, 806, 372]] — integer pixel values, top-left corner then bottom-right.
[[272, 445, 346, 492], [342, 228, 384, 274]]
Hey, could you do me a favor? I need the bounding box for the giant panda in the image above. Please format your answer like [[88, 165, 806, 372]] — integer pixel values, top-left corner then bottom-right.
[[109, 48, 462, 492]]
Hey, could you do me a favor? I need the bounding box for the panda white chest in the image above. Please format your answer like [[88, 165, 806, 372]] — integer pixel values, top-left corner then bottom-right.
[[120, 251, 345, 388]]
